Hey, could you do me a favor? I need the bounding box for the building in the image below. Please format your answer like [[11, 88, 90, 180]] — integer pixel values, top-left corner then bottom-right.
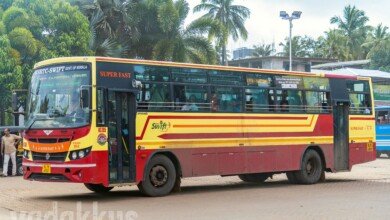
[[232, 47, 255, 60], [228, 56, 336, 72]]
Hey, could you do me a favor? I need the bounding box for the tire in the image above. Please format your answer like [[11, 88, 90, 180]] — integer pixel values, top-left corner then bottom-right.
[[238, 173, 270, 183], [294, 149, 323, 184], [286, 172, 298, 184], [17, 158, 23, 176], [84, 183, 113, 193], [137, 155, 176, 197]]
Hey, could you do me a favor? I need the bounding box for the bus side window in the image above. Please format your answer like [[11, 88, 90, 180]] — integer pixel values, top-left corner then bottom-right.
[[137, 83, 171, 111], [376, 110, 389, 124], [173, 85, 209, 112], [97, 88, 105, 125], [211, 87, 242, 112], [245, 88, 269, 112]]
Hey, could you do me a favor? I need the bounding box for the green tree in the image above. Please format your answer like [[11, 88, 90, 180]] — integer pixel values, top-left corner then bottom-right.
[[252, 43, 274, 57], [316, 29, 351, 60], [0, 35, 23, 125], [280, 36, 319, 58], [151, 0, 216, 64], [78, 0, 140, 57], [363, 23, 389, 58], [370, 39, 390, 72], [330, 5, 371, 60], [193, 0, 250, 65]]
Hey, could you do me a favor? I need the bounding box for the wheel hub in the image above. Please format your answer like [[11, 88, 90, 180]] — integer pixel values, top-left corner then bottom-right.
[[150, 165, 168, 187]]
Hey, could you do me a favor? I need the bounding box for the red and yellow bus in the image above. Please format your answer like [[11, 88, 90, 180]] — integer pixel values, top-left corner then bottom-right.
[[22, 57, 376, 196]]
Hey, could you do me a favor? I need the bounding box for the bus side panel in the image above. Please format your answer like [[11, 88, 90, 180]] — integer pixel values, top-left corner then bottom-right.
[[135, 113, 336, 180], [376, 124, 390, 154], [348, 117, 376, 168]]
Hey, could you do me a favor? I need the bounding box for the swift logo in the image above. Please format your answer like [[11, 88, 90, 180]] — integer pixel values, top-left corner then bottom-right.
[[151, 121, 171, 132], [43, 130, 53, 136]]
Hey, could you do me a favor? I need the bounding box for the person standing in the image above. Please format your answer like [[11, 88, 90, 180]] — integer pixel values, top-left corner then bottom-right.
[[1, 128, 21, 177]]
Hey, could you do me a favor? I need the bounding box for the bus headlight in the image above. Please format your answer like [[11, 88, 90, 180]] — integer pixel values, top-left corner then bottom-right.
[[69, 147, 92, 160], [71, 152, 77, 160], [23, 150, 30, 159], [78, 150, 85, 158]]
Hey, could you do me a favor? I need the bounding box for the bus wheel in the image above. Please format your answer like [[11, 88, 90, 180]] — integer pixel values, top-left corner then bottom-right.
[[84, 183, 113, 193], [238, 173, 269, 183], [137, 155, 176, 197], [17, 158, 24, 176], [294, 149, 323, 184]]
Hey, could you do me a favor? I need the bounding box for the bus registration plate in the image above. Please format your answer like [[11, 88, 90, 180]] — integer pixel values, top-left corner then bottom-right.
[[42, 164, 51, 173]]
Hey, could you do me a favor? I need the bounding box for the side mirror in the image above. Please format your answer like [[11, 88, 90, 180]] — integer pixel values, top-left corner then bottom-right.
[[80, 87, 91, 109]]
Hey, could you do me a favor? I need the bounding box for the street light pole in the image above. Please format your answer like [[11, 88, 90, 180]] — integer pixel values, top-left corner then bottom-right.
[[280, 11, 302, 71]]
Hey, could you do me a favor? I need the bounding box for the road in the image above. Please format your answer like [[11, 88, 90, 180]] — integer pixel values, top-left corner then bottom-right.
[[1, 158, 390, 219]]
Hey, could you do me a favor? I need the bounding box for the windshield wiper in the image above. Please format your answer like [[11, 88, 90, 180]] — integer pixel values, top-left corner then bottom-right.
[[25, 117, 54, 133]]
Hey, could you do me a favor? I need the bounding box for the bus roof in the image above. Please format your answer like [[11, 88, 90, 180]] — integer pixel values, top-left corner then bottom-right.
[[35, 56, 363, 80]]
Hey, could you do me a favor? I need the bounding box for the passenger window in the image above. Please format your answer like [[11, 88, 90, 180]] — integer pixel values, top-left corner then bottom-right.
[[245, 88, 269, 112], [209, 71, 243, 86], [347, 80, 370, 93], [134, 65, 170, 82], [173, 85, 209, 112], [211, 87, 242, 112], [275, 90, 304, 113], [349, 93, 372, 115], [137, 83, 171, 111], [172, 68, 207, 84], [376, 110, 390, 124], [306, 91, 331, 113]]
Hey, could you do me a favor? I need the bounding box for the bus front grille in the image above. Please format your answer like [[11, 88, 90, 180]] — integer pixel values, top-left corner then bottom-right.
[[29, 173, 69, 181], [32, 152, 68, 162]]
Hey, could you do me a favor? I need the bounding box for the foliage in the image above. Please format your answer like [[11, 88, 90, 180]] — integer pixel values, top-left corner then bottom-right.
[[330, 5, 371, 60], [370, 40, 390, 72], [280, 36, 320, 58], [252, 43, 274, 57], [193, 0, 250, 65]]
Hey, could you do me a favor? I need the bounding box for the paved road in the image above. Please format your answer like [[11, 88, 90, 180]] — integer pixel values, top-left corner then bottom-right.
[[1, 158, 390, 219]]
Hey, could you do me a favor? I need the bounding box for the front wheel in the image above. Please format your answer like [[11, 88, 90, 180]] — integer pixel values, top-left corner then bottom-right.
[[293, 149, 323, 184], [137, 155, 176, 197], [84, 183, 113, 193]]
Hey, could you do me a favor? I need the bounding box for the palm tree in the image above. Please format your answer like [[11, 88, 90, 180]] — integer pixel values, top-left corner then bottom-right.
[[330, 5, 370, 60], [362, 23, 389, 58], [316, 29, 351, 61], [252, 43, 274, 57], [79, 0, 140, 57], [151, 0, 217, 64], [193, 0, 250, 65]]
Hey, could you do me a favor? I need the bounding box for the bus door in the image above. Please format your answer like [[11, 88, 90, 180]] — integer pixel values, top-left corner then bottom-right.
[[330, 78, 350, 171], [107, 91, 136, 183], [333, 102, 349, 171]]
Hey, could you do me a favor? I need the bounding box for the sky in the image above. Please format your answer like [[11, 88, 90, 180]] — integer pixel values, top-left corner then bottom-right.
[[185, 0, 390, 53]]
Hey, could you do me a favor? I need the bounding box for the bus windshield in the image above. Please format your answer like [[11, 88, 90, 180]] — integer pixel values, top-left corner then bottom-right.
[[26, 64, 91, 129]]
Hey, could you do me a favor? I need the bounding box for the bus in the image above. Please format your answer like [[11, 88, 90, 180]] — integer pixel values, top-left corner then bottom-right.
[[375, 106, 390, 157], [22, 57, 376, 197]]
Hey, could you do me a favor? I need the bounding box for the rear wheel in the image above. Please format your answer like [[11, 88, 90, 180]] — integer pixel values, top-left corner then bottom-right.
[[84, 183, 113, 193], [293, 149, 323, 184], [137, 155, 176, 197], [238, 173, 270, 183]]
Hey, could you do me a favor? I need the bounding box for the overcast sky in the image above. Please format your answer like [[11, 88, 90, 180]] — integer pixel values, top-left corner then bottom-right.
[[185, 0, 390, 53]]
